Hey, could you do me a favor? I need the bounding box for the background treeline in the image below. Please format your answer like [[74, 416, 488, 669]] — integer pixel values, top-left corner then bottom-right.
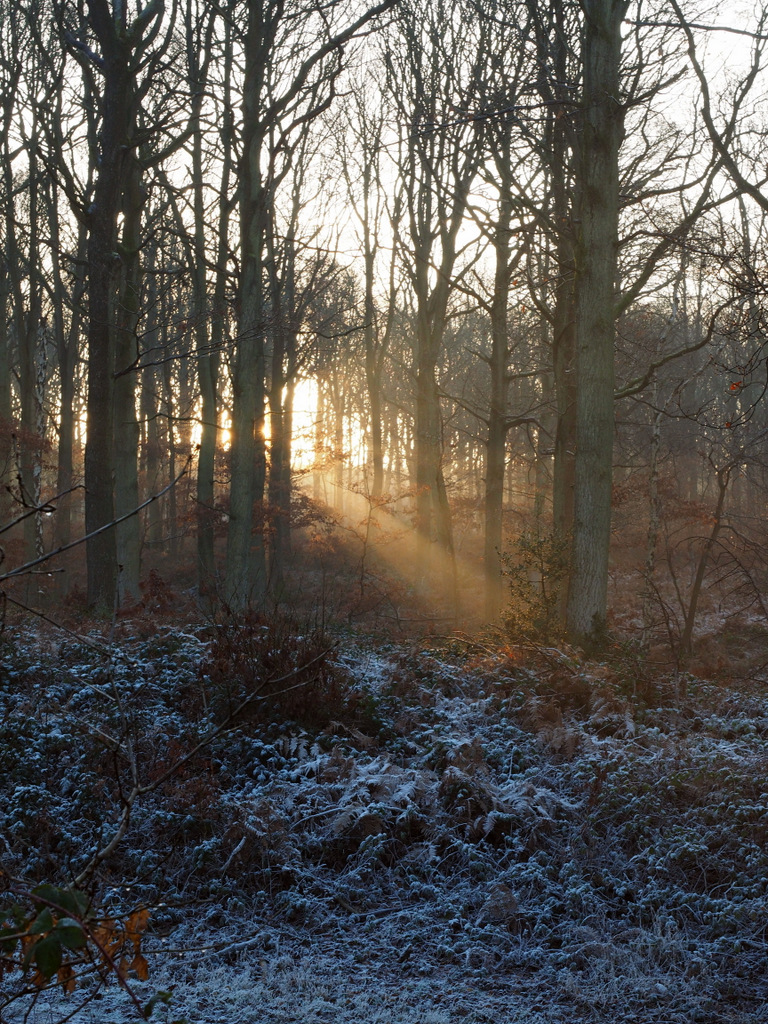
[[2, 0, 768, 651]]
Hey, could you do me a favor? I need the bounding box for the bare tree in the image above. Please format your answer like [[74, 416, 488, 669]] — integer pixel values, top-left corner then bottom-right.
[[56, 0, 174, 607], [337, 70, 403, 503], [385, 0, 492, 596], [224, 0, 396, 611]]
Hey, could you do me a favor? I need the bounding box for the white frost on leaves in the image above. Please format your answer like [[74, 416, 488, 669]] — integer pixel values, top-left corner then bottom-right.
[[4, 631, 768, 1023]]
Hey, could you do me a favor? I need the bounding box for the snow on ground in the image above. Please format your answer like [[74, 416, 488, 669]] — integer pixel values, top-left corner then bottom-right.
[[3, 624, 768, 1023]]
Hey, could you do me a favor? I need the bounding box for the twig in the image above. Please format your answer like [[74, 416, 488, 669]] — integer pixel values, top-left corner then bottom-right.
[[73, 642, 337, 887], [0, 485, 84, 537], [6, 885, 147, 1021], [137, 644, 337, 794], [0, 458, 192, 583], [2, 595, 110, 656]]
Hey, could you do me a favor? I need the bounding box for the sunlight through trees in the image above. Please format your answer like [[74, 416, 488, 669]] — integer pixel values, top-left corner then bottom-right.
[[0, 0, 766, 648]]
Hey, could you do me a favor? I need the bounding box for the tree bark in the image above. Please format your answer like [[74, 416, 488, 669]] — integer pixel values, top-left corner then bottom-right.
[[11, 143, 43, 566], [678, 464, 729, 663], [225, 0, 395, 611], [189, 0, 227, 596], [565, 0, 628, 642], [51, 209, 85, 561], [141, 261, 163, 549], [224, 0, 268, 610], [83, 0, 142, 608], [113, 154, 144, 602], [483, 180, 514, 620]]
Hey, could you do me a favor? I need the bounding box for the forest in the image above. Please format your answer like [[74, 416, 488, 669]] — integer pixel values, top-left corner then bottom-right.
[[2, 0, 768, 1021]]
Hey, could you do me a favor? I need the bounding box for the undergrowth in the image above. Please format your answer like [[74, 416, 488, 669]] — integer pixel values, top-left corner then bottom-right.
[[1, 620, 768, 1022]]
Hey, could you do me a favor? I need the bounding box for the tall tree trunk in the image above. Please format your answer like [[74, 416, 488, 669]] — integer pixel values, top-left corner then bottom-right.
[[678, 464, 729, 663], [83, 5, 134, 609], [193, 50, 231, 594], [0, 29, 20, 517], [642, 388, 663, 644], [141, 274, 163, 548], [532, 387, 554, 523], [162, 338, 180, 560], [52, 214, 86, 560], [484, 181, 514, 620], [313, 379, 325, 502], [265, 204, 294, 592], [364, 254, 385, 499], [393, 0, 482, 590], [9, 147, 46, 567], [222, 0, 394, 608], [14, 199, 42, 565], [268, 367, 295, 589], [113, 154, 143, 602], [43, 65, 89, 588], [225, 1, 268, 610], [332, 379, 345, 513], [180, 0, 222, 595], [0, 236, 12, 506], [530, 0, 579, 626], [80, 0, 165, 609], [551, 302, 577, 539], [565, 0, 627, 642]]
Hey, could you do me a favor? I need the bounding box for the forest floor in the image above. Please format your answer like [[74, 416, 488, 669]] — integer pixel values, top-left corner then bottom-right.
[[2, 590, 768, 1023]]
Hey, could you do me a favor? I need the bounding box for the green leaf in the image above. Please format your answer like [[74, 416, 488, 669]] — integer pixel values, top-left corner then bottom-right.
[[28, 908, 54, 935], [34, 935, 63, 978], [143, 989, 173, 1019], [32, 884, 89, 918], [70, 890, 91, 917], [55, 919, 87, 951], [9, 903, 28, 926], [32, 884, 65, 907], [0, 925, 20, 954]]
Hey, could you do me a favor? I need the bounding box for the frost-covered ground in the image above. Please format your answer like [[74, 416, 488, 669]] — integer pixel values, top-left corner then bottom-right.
[[2, 621, 768, 1023]]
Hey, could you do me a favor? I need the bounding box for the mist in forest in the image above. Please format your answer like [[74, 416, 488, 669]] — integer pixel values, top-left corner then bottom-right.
[[0, 0, 765, 655]]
